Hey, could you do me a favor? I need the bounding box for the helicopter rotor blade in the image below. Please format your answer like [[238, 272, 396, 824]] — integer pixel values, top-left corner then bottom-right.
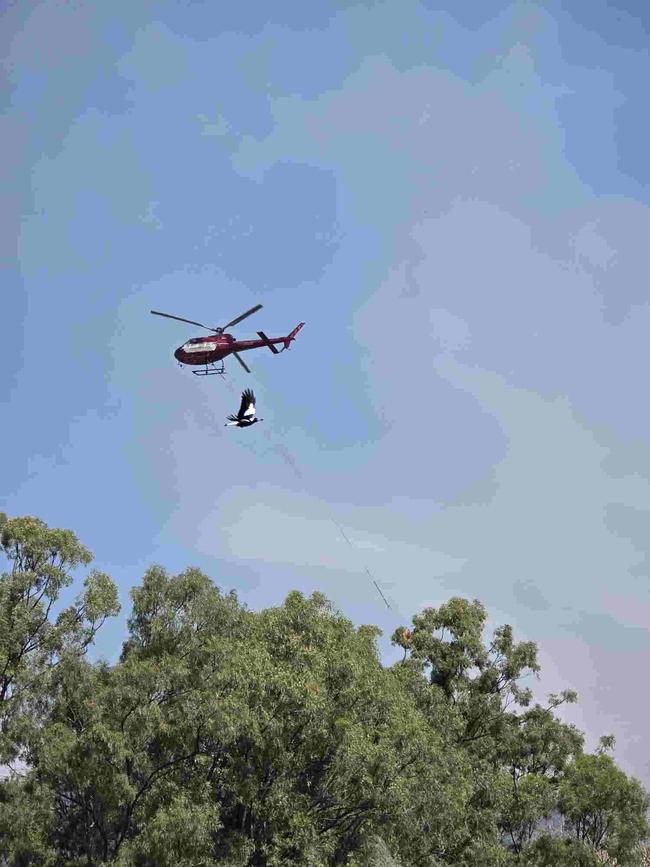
[[150, 310, 218, 332], [232, 351, 251, 373], [221, 304, 263, 331]]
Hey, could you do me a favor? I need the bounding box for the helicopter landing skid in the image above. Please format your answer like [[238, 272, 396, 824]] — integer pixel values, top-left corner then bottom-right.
[[191, 361, 225, 376]]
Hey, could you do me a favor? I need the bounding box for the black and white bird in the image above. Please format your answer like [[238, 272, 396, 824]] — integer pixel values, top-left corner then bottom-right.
[[225, 389, 263, 428]]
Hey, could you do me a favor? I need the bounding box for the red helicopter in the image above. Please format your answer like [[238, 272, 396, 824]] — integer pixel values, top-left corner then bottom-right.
[[151, 304, 304, 375]]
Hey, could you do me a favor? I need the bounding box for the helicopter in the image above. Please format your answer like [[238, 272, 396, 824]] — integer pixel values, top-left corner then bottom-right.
[[151, 304, 305, 375]]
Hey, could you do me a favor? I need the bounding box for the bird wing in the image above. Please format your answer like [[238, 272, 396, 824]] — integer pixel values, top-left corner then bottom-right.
[[226, 414, 239, 422], [239, 388, 256, 420]]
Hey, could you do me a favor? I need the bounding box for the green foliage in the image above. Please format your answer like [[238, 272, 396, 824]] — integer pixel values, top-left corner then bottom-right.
[[0, 773, 57, 865], [0, 513, 120, 765], [394, 598, 541, 755], [1, 515, 648, 866], [559, 753, 650, 864], [519, 834, 601, 866]]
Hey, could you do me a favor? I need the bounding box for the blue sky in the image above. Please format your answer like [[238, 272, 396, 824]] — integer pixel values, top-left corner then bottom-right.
[[3, 0, 650, 785]]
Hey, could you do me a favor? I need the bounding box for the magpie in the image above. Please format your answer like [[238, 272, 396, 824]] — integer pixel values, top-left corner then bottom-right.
[[225, 389, 262, 428]]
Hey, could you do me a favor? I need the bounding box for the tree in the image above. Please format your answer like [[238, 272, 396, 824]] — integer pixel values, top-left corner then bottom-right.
[[559, 751, 649, 865], [390, 597, 648, 866], [6, 565, 244, 865], [1, 568, 470, 865], [0, 513, 119, 766], [393, 598, 540, 750], [2, 515, 648, 866], [496, 696, 584, 854], [390, 598, 545, 861]]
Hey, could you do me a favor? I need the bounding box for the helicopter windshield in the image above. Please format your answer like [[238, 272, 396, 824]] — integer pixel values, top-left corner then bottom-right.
[[182, 337, 218, 353]]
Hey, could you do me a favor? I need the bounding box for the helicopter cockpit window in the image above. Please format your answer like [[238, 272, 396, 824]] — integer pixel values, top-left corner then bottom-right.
[[182, 337, 216, 353]]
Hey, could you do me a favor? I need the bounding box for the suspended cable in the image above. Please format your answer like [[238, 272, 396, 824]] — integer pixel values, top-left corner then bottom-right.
[[216, 372, 391, 610]]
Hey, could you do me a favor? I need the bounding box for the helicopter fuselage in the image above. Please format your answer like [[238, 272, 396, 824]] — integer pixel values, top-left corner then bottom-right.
[[174, 328, 301, 366]]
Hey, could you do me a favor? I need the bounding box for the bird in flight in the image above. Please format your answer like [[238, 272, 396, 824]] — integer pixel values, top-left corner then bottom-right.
[[225, 389, 262, 428]]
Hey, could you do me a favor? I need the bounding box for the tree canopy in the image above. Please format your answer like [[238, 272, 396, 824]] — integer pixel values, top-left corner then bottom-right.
[[1, 514, 648, 866]]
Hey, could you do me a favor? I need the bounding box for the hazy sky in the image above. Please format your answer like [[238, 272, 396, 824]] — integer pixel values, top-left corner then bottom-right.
[[3, 0, 650, 786]]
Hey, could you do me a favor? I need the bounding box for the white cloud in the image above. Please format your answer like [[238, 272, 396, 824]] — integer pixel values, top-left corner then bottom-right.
[[195, 484, 466, 613]]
